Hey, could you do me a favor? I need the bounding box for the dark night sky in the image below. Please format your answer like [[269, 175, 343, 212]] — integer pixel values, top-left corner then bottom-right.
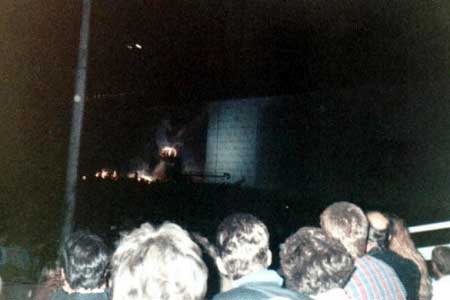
[[86, 0, 449, 99], [83, 0, 450, 165], [86, 0, 450, 198], [1, 0, 450, 246]]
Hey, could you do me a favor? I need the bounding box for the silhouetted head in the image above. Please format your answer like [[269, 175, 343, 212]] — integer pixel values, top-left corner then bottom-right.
[[367, 211, 391, 251], [111, 222, 208, 300]]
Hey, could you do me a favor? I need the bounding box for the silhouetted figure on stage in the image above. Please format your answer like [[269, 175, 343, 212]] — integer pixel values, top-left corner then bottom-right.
[[152, 117, 187, 182], [152, 145, 183, 182], [151, 109, 207, 182]]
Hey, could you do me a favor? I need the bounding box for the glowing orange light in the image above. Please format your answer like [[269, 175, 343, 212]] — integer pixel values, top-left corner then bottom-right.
[[160, 146, 177, 158]]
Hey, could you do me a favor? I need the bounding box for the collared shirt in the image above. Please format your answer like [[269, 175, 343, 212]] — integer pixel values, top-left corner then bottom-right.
[[345, 255, 407, 300], [214, 269, 311, 300], [311, 288, 350, 300], [51, 289, 109, 300], [232, 269, 284, 289], [432, 275, 450, 300]]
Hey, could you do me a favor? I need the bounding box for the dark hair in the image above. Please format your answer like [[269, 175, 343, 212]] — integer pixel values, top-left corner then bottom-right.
[[280, 227, 354, 295], [432, 246, 450, 275], [216, 213, 270, 280], [367, 211, 392, 251], [62, 231, 109, 290], [368, 225, 390, 250]]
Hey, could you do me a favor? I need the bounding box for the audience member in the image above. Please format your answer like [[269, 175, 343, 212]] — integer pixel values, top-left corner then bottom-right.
[[213, 213, 311, 300], [33, 267, 64, 300], [55, 231, 109, 300], [389, 215, 432, 300], [0, 234, 34, 282], [431, 246, 450, 300], [110, 222, 207, 300], [367, 211, 420, 300], [320, 202, 406, 300], [191, 232, 225, 298], [279, 227, 354, 300]]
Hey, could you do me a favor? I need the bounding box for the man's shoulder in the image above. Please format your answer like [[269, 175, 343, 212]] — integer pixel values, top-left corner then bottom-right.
[[433, 275, 450, 289], [432, 276, 450, 300], [213, 284, 311, 300], [355, 254, 403, 280], [347, 255, 406, 300], [213, 286, 258, 300], [357, 253, 393, 269], [370, 250, 419, 273], [51, 289, 109, 300], [369, 250, 410, 265]]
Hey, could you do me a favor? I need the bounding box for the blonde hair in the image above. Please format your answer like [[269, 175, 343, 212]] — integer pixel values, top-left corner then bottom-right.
[[389, 216, 432, 300], [111, 222, 208, 300], [320, 202, 368, 258]]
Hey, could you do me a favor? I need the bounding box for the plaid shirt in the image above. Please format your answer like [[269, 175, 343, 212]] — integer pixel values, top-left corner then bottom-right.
[[345, 255, 406, 300]]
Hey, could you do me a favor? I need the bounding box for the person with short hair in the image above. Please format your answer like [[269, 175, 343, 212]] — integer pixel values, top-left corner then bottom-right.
[[366, 211, 421, 300], [110, 222, 208, 300], [279, 227, 354, 300], [431, 246, 450, 300], [320, 202, 406, 300], [51, 230, 109, 300], [213, 213, 310, 300]]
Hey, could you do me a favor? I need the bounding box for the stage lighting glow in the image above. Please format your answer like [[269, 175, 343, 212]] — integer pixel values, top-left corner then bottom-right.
[[160, 146, 178, 158]]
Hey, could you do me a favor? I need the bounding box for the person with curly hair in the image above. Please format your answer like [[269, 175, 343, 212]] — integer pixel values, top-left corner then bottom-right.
[[279, 227, 354, 300]]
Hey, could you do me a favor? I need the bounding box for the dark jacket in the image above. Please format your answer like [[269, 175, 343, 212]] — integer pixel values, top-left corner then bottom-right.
[[213, 269, 311, 300], [50, 289, 109, 300], [369, 249, 420, 300]]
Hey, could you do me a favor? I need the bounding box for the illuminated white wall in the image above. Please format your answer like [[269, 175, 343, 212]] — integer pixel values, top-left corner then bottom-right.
[[205, 98, 268, 186], [205, 81, 450, 202]]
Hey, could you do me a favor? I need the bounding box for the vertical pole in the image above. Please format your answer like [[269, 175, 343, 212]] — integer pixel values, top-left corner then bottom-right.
[[61, 0, 92, 248]]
